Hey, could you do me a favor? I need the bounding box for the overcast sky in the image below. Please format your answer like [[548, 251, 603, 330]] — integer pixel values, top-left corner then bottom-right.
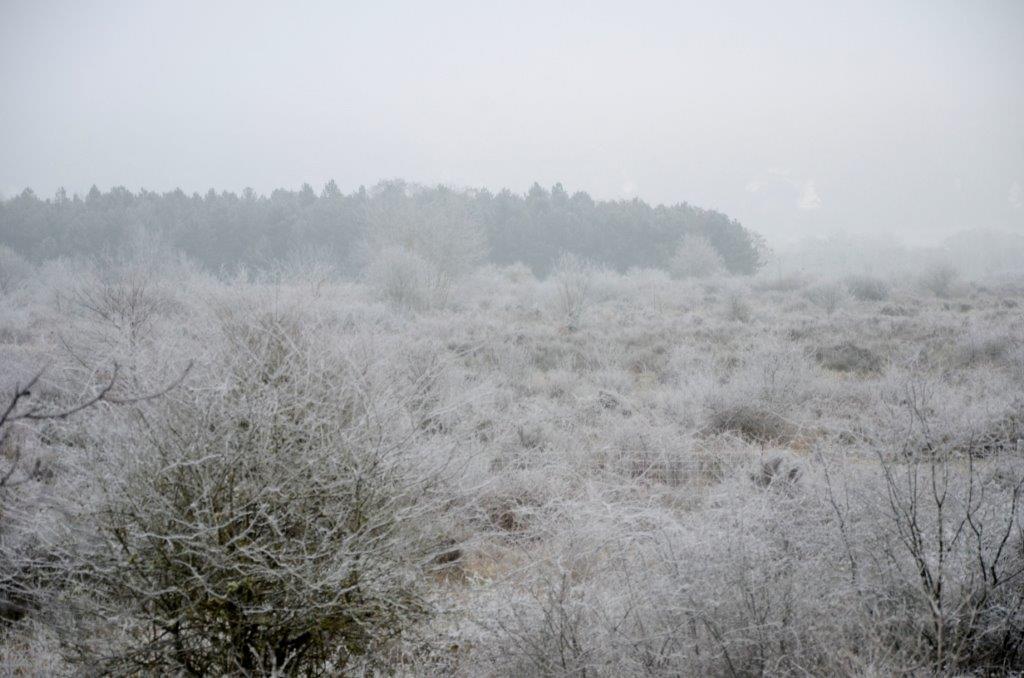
[[1, 0, 1021, 245]]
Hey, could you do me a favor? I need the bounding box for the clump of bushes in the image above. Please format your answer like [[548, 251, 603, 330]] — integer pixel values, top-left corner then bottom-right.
[[879, 304, 915, 317], [57, 262, 180, 366], [668, 234, 725, 279], [703, 403, 796, 445], [364, 246, 449, 310], [844, 274, 889, 301], [750, 454, 802, 489], [724, 292, 752, 323], [954, 333, 1018, 369], [550, 253, 594, 330], [70, 315, 455, 674], [0, 245, 34, 296], [956, 401, 1024, 457], [804, 282, 847, 315], [920, 261, 959, 298], [813, 342, 885, 375], [842, 389, 1024, 673]]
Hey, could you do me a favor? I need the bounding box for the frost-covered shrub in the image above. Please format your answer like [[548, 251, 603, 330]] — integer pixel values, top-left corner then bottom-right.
[[363, 181, 487, 280], [56, 260, 180, 370], [498, 261, 535, 284], [703, 403, 796, 444], [804, 282, 847, 315], [2, 363, 163, 633], [813, 342, 884, 375], [750, 454, 802, 489], [920, 261, 959, 298], [700, 342, 814, 446], [272, 244, 339, 297], [958, 401, 1024, 457], [469, 493, 844, 677], [364, 246, 448, 311], [826, 393, 1024, 674], [724, 291, 752, 323], [844, 274, 890, 301], [0, 620, 66, 674], [954, 332, 1019, 369], [0, 423, 47, 627], [668, 234, 725, 279], [0, 245, 34, 295], [550, 253, 593, 330], [70, 315, 456, 674]]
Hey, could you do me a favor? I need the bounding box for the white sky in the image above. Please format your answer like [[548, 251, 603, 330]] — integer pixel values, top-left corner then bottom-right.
[[1, 0, 1022, 244]]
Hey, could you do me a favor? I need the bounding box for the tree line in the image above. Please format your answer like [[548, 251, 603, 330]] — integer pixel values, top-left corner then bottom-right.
[[0, 180, 767, 275]]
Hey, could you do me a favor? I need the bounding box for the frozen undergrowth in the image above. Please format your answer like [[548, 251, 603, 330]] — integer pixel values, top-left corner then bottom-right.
[[1, 259, 1023, 675]]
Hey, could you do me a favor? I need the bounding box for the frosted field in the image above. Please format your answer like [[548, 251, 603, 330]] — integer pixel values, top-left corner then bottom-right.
[[2, 256, 1023, 675]]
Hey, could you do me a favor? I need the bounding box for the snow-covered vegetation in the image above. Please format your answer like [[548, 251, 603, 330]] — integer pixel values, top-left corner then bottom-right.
[[2, 235, 1023, 675]]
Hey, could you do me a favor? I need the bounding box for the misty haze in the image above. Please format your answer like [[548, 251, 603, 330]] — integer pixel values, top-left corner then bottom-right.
[[1, 1, 1023, 675]]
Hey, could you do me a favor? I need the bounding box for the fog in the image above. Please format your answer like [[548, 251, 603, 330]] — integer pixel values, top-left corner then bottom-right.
[[5, 4, 1024, 676], [2, 0, 1022, 245]]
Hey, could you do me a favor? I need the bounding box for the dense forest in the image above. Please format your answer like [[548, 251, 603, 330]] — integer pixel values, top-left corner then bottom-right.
[[0, 181, 767, 275]]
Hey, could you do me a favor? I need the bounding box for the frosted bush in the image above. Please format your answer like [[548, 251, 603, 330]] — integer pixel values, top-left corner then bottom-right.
[[844, 274, 890, 301], [0, 245, 33, 296], [549, 253, 593, 330], [804, 281, 847, 314], [363, 182, 487, 280], [669, 233, 726, 279], [724, 291, 752, 322], [813, 341, 885, 375], [364, 246, 448, 311], [272, 244, 339, 297], [67, 312, 459, 674], [54, 261, 181, 380], [920, 261, 959, 298]]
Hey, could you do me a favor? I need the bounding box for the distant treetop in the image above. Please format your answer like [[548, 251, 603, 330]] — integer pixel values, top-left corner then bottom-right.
[[0, 180, 768, 275]]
